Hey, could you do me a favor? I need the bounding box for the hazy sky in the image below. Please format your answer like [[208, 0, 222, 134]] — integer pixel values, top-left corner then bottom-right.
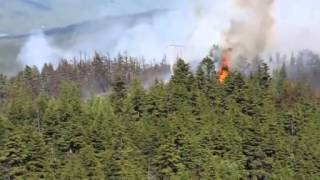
[[273, 0, 320, 53], [0, 0, 319, 66], [1, 0, 318, 32]]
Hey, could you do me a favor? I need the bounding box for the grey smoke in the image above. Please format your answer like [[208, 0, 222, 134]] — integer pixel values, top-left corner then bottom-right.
[[13, 10, 173, 70], [223, 0, 275, 68], [1, 0, 320, 76], [15, 1, 227, 72]]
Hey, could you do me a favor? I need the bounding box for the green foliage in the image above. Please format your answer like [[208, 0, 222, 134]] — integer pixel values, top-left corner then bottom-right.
[[110, 76, 127, 115], [0, 58, 319, 179], [60, 155, 87, 180], [0, 126, 50, 179], [123, 79, 146, 121]]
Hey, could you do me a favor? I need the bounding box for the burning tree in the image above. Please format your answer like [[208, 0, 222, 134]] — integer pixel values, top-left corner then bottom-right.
[[219, 49, 232, 84]]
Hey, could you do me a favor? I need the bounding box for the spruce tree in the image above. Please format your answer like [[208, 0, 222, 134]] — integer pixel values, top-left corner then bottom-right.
[[0, 126, 50, 179]]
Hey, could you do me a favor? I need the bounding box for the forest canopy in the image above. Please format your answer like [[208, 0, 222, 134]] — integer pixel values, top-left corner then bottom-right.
[[0, 53, 320, 179]]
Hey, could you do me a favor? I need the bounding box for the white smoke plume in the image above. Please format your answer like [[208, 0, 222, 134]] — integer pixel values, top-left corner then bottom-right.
[[17, 31, 66, 70], [2, 0, 320, 75], [222, 0, 275, 68], [16, 0, 229, 70], [16, 0, 275, 72]]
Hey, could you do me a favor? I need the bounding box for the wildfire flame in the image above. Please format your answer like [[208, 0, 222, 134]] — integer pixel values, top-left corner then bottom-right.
[[219, 49, 232, 84]]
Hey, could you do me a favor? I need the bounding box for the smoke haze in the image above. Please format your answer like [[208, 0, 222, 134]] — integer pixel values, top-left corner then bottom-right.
[[17, 31, 64, 69], [223, 0, 274, 68], [0, 0, 319, 75], [14, 0, 229, 71]]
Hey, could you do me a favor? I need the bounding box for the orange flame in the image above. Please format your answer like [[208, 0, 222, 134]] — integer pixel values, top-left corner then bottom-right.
[[219, 49, 231, 84]]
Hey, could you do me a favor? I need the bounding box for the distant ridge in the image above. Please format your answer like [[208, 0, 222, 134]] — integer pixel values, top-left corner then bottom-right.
[[0, 33, 8, 38], [0, 9, 168, 40], [19, 0, 51, 11]]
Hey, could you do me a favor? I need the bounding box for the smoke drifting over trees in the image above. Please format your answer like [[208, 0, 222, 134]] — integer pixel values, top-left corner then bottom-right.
[[0, 0, 319, 76], [17, 31, 63, 69], [223, 0, 274, 67], [0, 0, 273, 73], [0, 1, 320, 179], [15, 53, 171, 98]]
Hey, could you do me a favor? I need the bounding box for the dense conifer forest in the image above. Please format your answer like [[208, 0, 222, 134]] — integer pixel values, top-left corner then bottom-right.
[[0, 52, 320, 179]]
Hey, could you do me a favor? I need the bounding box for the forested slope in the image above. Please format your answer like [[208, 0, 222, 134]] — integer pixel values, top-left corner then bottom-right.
[[0, 57, 319, 179]]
